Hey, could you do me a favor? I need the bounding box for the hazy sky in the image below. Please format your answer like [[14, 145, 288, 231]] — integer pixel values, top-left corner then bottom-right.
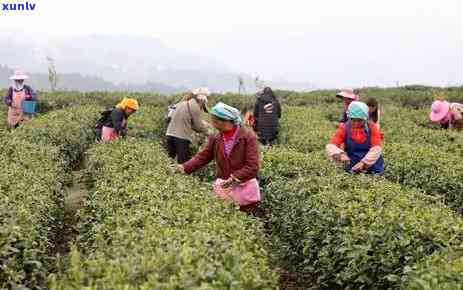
[[1, 0, 462, 87]]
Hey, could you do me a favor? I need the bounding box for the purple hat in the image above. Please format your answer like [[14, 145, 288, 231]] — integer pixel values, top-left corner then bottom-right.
[[429, 100, 450, 122]]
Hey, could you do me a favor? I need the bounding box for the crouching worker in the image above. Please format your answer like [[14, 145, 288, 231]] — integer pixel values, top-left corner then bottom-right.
[[176, 102, 261, 214], [429, 100, 463, 130], [99, 97, 139, 142], [326, 101, 384, 174]]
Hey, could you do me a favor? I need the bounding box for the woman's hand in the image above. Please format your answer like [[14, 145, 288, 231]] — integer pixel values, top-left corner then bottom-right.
[[334, 152, 350, 164], [339, 153, 350, 164], [176, 165, 186, 174], [351, 161, 365, 172], [221, 177, 239, 189]]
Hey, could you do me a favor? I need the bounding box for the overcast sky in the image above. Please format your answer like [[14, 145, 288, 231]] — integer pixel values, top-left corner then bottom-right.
[[1, 0, 462, 87]]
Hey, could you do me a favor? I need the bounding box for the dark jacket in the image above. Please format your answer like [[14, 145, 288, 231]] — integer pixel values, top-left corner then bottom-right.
[[253, 94, 281, 141], [4, 85, 37, 106], [183, 127, 259, 182], [340, 111, 349, 123], [103, 108, 129, 136]]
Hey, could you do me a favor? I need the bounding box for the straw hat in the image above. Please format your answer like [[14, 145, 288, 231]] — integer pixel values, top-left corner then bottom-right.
[[9, 69, 30, 80]]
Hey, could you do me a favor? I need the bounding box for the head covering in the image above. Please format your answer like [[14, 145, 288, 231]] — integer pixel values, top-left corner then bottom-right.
[[192, 87, 210, 111], [210, 102, 242, 125], [348, 101, 369, 132], [192, 87, 211, 97], [117, 98, 139, 111], [263, 87, 274, 98], [347, 101, 369, 120], [9, 70, 29, 80], [429, 100, 450, 122], [336, 88, 359, 101]]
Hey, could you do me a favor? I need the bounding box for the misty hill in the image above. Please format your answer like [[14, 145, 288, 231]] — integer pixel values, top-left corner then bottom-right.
[[0, 65, 181, 93], [0, 34, 315, 92]]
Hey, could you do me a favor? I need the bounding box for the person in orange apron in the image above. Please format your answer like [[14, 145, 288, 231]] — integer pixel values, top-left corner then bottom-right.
[[100, 98, 139, 142], [4, 70, 37, 129]]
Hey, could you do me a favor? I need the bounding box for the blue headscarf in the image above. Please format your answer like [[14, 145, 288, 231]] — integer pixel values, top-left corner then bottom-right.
[[210, 102, 242, 125], [347, 101, 370, 132]]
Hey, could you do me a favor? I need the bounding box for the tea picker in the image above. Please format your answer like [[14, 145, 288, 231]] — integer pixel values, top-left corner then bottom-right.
[[429, 100, 463, 130], [98, 98, 139, 142], [176, 102, 262, 214], [165, 88, 211, 164], [3, 70, 38, 129], [336, 88, 360, 123], [326, 101, 385, 174]]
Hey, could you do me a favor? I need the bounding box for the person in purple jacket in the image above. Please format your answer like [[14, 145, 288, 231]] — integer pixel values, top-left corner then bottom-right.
[[4, 70, 37, 129]]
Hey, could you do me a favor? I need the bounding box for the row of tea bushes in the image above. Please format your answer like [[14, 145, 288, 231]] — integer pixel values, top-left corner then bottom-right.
[[400, 249, 463, 290], [384, 143, 463, 215], [259, 147, 463, 289], [49, 141, 278, 289], [277, 106, 463, 216], [0, 106, 98, 289]]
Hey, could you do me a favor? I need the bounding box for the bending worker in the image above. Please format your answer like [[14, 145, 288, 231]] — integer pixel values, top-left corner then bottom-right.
[[176, 102, 261, 214], [326, 101, 384, 174]]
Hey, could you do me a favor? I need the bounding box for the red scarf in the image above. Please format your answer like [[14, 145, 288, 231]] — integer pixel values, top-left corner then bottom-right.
[[222, 126, 238, 142]]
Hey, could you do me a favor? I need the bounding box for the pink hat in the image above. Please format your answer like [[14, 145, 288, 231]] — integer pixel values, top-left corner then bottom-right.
[[429, 100, 450, 122], [9, 69, 30, 80], [336, 88, 359, 101]]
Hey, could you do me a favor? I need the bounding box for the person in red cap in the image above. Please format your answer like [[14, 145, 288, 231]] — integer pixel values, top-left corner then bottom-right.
[[336, 88, 360, 123], [429, 100, 463, 130]]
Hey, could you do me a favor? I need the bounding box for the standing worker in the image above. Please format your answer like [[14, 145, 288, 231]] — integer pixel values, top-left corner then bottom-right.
[[4, 70, 37, 129], [366, 97, 381, 126], [253, 87, 281, 145], [176, 102, 261, 214], [429, 100, 463, 130], [336, 88, 360, 123], [366, 97, 384, 142], [166, 88, 210, 164], [326, 101, 384, 174], [100, 97, 139, 142]]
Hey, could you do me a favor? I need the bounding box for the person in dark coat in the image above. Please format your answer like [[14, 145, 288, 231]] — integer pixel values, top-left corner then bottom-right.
[[253, 87, 281, 145]]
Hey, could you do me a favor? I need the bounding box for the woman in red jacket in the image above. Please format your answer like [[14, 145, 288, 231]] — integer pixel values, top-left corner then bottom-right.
[[177, 102, 261, 214]]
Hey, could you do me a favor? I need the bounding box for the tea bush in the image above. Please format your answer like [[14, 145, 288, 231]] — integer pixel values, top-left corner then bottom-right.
[[260, 148, 463, 289], [384, 143, 463, 214], [0, 106, 98, 289], [49, 141, 278, 289], [401, 250, 463, 290]]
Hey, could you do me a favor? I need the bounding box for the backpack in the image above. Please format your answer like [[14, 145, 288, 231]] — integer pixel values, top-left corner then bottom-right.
[[165, 105, 176, 125], [165, 100, 195, 126], [95, 107, 114, 141]]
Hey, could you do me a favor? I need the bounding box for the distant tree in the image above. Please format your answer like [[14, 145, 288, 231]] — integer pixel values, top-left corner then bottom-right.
[[238, 76, 246, 95], [47, 56, 58, 91]]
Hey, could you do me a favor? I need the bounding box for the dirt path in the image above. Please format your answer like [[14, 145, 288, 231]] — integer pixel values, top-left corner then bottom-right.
[[53, 169, 87, 257]]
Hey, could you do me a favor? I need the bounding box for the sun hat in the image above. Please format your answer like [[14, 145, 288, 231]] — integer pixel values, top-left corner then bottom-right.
[[9, 69, 29, 80], [429, 100, 451, 122], [192, 87, 211, 97], [336, 88, 359, 101]]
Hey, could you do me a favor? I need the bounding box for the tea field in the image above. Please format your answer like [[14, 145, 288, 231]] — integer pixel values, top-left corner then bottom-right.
[[1, 86, 463, 289]]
